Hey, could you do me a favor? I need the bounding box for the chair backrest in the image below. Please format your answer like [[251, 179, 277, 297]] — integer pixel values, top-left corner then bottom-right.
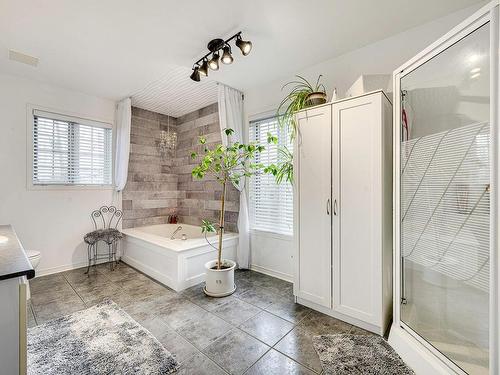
[[91, 206, 123, 230]]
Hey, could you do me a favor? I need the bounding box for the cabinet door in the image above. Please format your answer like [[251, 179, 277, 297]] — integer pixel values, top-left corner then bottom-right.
[[332, 93, 382, 324], [295, 105, 332, 308]]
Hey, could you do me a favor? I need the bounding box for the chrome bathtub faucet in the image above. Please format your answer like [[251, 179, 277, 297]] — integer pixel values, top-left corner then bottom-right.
[[170, 226, 183, 240]]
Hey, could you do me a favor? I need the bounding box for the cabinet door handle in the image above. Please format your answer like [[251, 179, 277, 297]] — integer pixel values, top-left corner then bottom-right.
[[333, 199, 338, 216], [326, 199, 331, 215]]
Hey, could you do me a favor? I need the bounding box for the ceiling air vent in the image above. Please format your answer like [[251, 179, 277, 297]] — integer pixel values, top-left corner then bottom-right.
[[8, 50, 39, 67]]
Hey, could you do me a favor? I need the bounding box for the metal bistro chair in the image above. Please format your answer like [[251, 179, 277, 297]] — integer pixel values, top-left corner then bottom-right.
[[84, 206, 123, 275]]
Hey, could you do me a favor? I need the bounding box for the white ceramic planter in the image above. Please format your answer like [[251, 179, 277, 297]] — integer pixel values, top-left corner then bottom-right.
[[204, 259, 236, 297]]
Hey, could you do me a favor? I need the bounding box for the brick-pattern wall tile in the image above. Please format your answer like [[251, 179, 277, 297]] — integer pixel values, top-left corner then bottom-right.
[[175, 103, 239, 232], [122, 108, 179, 229], [122, 104, 239, 232]]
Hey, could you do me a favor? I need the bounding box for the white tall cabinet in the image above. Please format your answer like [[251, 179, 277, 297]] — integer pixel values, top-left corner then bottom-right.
[[294, 90, 393, 335]]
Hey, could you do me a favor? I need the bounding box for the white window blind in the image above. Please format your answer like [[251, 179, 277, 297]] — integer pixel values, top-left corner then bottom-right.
[[249, 116, 293, 235], [32, 110, 112, 185]]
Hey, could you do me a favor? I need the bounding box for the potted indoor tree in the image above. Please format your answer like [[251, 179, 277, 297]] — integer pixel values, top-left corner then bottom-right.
[[191, 128, 267, 297]]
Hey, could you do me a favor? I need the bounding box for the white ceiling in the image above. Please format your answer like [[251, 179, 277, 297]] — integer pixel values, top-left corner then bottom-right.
[[0, 0, 484, 117]]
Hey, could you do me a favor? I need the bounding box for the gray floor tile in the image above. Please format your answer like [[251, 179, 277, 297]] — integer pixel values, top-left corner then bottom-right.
[[62, 267, 93, 284], [177, 312, 232, 350], [122, 297, 162, 323], [30, 284, 79, 307], [274, 326, 322, 374], [29, 274, 68, 294], [245, 349, 315, 375], [157, 298, 207, 330], [203, 329, 270, 375], [69, 272, 113, 292], [75, 283, 124, 307], [212, 298, 261, 326], [239, 311, 294, 346], [33, 298, 86, 324], [119, 278, 173, 301], [28, 266, 329, 374], [119, 272, 153, 287], [233, 278, 253, 297], [349, 324, 377, 336], [298, 310, 352, 336], [104, 266, 143, 283], [265, 297, 311, 324], [237, 288, 276, 309], [177, 351, 227, 375], [140, 317, 198, 364], [182, 283, 236, 311]]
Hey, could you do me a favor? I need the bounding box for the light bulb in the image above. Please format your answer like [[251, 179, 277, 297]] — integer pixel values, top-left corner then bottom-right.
[[208, 52, 219, 70], [236, 37, 252, 56], [221, 46, 233, 64]]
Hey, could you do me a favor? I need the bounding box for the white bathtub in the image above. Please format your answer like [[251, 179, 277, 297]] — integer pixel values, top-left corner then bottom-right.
[[121, 224, 238, 291]]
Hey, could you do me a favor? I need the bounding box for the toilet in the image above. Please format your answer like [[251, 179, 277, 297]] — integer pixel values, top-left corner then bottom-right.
[[26, 250, 41, 300]]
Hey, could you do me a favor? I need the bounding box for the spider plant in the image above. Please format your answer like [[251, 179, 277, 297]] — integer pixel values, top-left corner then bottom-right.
[[276, 74, 327, 135], [264, 134, 294, 184], [271, 75, 327, 185]]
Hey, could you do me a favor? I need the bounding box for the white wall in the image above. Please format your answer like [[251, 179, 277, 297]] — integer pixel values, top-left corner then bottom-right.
[[250, 231, 293, 281], [0, 74, 118, 276], [245, 4, 484, 280]]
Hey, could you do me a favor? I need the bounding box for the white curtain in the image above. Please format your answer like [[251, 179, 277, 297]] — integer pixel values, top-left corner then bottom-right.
[[218, 84, 250, 269], [114, 97, 131, 191]]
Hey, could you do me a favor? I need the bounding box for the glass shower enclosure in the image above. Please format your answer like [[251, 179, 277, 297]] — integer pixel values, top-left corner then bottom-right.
[[392, 3, 498, 375]]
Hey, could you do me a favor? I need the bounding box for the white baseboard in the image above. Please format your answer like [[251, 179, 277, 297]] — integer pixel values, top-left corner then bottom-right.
[[36, 258, 112, 277], [249, 264, 293, 282]]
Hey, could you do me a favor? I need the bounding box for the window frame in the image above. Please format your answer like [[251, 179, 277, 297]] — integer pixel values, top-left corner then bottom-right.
[[248, 112, 293, 237], [26, 104, 114, 190]]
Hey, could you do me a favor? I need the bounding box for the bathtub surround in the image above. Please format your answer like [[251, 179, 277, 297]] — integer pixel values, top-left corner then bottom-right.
[[217, 84, 250, 269], [122, 108, 179, 229], [122, 104, 240, 232], [121, 224, 238, 291]]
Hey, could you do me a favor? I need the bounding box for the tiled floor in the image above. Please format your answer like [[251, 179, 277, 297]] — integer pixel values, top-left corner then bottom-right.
[[29, 262, 372, 374]]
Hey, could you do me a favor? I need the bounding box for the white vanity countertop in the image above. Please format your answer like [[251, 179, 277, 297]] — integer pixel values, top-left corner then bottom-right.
[[0, 225, 35, 281]]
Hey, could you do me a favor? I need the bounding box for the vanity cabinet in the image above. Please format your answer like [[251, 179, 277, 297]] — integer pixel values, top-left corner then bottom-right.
[[293, 91, 393, 335], [0, 225, 35, 375]]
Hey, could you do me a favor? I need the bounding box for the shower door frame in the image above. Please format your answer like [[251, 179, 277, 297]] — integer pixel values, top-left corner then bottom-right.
[[391, 2, 499, 374]]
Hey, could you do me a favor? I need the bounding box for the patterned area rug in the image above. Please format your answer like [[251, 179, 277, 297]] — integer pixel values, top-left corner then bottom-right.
[[28, 300, 178, 375], [312, 334, 414, 375]]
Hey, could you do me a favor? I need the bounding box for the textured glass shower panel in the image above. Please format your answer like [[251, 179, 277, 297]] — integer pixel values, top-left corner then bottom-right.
[[400, 23, 490, 374]]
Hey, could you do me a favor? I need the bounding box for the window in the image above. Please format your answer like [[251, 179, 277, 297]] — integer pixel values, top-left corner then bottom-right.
[[249, 116, 293, 235], [32, 109, 112, 186]]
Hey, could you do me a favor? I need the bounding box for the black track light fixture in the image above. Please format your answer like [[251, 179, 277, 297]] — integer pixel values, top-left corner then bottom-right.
[[236, 35, 252, 56], [190, 66, 200, 82], [221, 45, 233, 65], [208, 52, 219, 70], [189, 31, 252, 81], [199, 59, 209, 77]]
